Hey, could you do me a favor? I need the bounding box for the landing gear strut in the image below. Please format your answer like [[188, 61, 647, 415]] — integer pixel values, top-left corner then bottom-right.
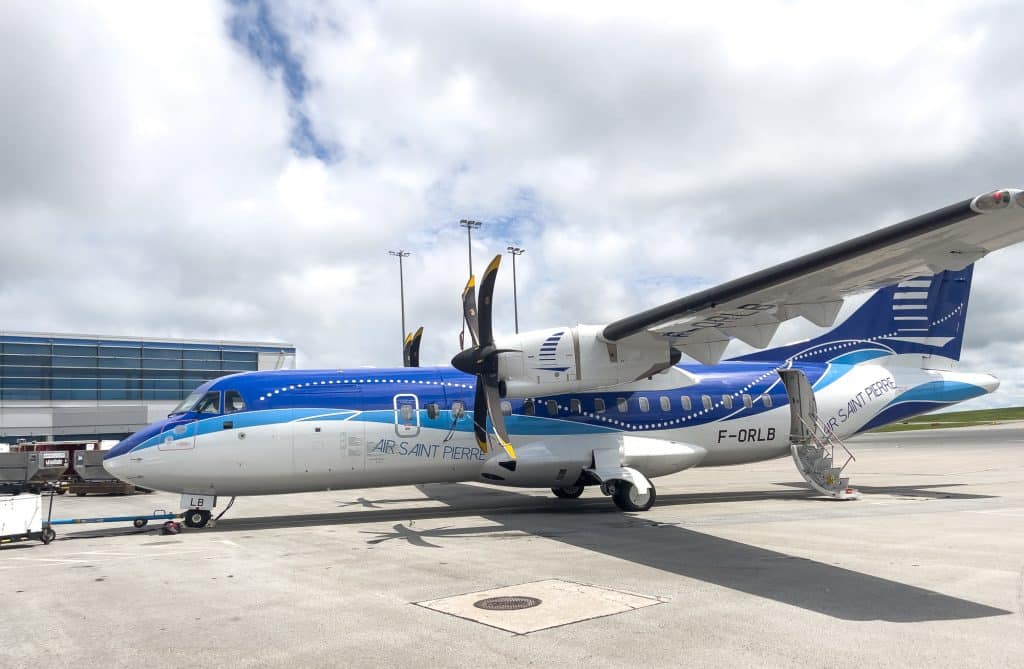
[[551, 485, 584, 499], [608, 480, 656, 512]]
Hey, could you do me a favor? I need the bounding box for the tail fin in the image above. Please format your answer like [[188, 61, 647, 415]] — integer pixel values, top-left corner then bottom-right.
[[734, 265, 974, 366]]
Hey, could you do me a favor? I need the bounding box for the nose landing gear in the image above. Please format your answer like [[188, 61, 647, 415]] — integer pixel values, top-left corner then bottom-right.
[[182, 496, 236, 529], [183, 509, 211, 528]]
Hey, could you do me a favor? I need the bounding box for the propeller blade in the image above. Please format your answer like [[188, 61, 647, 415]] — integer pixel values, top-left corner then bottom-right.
[[472, 380, 489, 453], [483, 380, 516, 459], [409, 327, 423, 367], [462, 275, 480, 348], [402, 332, 413, 367], [477, 255, 501, 346]]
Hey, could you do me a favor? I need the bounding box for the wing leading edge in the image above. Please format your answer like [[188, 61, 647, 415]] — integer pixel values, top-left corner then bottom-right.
[[602, 189, 1024, 364]]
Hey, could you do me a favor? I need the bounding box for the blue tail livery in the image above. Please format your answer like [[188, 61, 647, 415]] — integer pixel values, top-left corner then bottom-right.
[[734, 265, 974, 366]]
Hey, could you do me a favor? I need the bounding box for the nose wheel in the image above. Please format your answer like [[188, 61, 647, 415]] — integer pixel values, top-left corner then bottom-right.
[[183, 509, 211, 528]]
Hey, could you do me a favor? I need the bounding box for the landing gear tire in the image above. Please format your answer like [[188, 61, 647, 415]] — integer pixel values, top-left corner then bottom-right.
[[551, 485, 584, 499], [612, 480, 656, 512], [183, 509, 211, 528]]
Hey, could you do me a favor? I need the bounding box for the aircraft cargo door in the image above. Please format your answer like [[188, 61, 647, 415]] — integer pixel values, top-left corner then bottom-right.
[[293, 385, 365, 478]]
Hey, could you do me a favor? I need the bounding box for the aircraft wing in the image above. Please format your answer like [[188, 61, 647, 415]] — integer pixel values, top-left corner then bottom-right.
[[602, 189, 1024, 364]]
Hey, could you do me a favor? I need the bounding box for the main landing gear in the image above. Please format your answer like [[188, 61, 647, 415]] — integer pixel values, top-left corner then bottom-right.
[[551, 485, 584, 499], [550, 480, 657, 511], [604, 480, 657, 512]]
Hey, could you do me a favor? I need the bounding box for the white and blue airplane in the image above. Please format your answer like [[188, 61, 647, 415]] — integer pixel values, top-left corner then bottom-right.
[[105, 189, 1024, 528]]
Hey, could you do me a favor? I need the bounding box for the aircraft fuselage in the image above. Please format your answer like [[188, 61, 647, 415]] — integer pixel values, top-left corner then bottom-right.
[[103, 359, 996, 497]]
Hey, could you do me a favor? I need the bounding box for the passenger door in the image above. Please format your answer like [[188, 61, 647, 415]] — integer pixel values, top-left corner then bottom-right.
[[393, 393, 420, 438]]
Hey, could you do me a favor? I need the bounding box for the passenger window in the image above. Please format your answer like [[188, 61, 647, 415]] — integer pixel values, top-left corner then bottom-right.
[[546, 400, 558, 417], [681, 396, 692, 411], [617, 397, 628, 413], [701, 395, 712, 410], [594, 398, 606, 413], [194, 391, 221, 415], [762, 395, 773, 408], [523, 399, 535, 416], [722, 395, 733, 410], [639, 397, 650, 413], [570, 399, 581, 415], [742, 394, 753, 409], [451, 401, 465, 419], [224, 390, 246, 413], [659, 396, 671, 412], [501, 401, 512, 417], [426, 403, 440, 420]]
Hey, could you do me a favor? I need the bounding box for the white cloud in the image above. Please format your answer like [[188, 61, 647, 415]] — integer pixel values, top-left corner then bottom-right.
[[2, 0, 1023, 411]]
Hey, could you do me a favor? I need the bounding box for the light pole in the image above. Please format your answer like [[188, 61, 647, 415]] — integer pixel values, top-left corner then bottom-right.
[[388, 250, 410, 357], [507, 246, 525, 333], [459, 219, 482, 277]]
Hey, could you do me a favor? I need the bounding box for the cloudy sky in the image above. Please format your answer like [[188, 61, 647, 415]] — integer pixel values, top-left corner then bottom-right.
[[2, 0, 1023, 408]]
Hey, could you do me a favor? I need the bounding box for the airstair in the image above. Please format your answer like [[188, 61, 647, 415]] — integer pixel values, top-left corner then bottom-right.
[[778, 369, 860, 500]]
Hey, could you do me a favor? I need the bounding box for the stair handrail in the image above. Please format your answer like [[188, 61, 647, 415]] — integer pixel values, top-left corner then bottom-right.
[[810, 414, 857, 471]]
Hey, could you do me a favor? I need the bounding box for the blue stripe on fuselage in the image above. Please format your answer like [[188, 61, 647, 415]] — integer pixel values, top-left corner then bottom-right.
[[112, 356, 989, 456]]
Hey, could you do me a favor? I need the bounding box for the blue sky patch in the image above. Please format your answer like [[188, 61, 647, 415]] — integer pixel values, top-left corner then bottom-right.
[[227, 0, 341, 162]]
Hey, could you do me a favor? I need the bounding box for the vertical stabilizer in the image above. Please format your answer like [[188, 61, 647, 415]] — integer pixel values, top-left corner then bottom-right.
[[734, 265, 974, 367]]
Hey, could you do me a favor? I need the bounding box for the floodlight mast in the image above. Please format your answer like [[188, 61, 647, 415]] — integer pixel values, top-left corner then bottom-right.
[[459, 219, 482, 278], [388, 250, 411, 358], [506, 246, 525, 334]]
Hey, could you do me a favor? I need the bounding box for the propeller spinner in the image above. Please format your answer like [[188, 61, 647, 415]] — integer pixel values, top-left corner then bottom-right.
[[451, 255, 517, 460]]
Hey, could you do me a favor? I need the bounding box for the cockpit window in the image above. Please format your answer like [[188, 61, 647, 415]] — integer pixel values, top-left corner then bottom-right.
[[170, 389, 205, 416], [224, 391, 246, 413], [194, 391, 221, 415]]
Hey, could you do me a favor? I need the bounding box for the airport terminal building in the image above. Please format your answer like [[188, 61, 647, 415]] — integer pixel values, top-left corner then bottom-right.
[[0, 330, 295, 444]]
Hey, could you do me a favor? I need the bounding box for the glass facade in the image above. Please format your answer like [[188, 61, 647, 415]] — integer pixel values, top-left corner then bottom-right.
[[0, 334, 295, 402]]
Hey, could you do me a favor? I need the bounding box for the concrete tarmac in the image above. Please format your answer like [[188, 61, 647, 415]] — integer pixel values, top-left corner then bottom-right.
[[2, 426, 1023, 668]]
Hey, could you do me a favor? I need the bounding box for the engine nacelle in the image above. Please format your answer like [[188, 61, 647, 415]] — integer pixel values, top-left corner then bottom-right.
[[496, 325, 679, 397], [477, 435, 707, 488]]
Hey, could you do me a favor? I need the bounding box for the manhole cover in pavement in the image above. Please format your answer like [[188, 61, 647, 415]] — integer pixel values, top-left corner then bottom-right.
[[473, 596, 542, 611], [417, 579, 661, 634]]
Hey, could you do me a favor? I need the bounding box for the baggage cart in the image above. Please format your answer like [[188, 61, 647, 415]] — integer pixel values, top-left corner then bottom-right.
[[0, 451, 69, 494], [0, 492, 56, 546]]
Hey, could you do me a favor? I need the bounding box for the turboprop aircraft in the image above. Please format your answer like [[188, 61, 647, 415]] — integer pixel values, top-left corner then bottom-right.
[[105, 189, 1024, 528]]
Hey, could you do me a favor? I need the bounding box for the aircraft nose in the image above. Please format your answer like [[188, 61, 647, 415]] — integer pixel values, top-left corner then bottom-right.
[[102, 453, 133, 482]]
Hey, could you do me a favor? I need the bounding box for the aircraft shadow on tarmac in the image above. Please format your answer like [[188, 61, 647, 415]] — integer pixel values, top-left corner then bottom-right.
[[336, 496, 428, 509], [773, 481, 996, 500], [56, 483, 1009, 622]]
